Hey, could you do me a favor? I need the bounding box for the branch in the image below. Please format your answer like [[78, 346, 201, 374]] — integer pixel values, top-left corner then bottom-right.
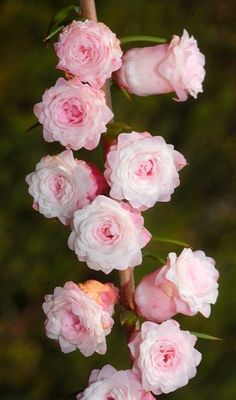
[[80, 0, 97, 20], [79, 0, 136, 313]]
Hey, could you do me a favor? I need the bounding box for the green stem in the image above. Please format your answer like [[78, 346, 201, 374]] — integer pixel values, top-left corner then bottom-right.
[[120, 35, 167, 45], [151, 236, 191, 248]]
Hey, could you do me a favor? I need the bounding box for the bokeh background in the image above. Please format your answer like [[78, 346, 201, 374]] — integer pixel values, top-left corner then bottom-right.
[[1, 0, 236, 399]]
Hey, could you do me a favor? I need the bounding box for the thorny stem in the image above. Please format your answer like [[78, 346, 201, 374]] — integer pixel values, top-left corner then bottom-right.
[[80, 0, 136, 313]]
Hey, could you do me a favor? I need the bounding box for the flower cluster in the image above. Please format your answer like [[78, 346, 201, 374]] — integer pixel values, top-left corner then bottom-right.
[[26, 14, 218, 400]]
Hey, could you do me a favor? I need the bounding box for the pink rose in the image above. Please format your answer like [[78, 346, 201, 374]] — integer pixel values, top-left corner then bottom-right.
[[77, 365, 155, 400], [42, 280, 118, 355], [129, 320, 202, 395], [104, 132, 186, 210], [135, 248, 219, 321], [68, 195, 151, 274], [115, 30, 205, 101], [134, 249, 219, 322], [26, 149, 107, 225], [34, 78, 113, 150], [165, 248, 219, 318], [54, 20, 123, 89]]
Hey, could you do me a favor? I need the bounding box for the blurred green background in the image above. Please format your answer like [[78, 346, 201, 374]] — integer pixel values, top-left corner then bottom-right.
[[1, 0, 236, 399]]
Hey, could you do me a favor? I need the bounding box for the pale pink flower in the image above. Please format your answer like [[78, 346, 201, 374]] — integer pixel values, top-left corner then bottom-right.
[[165, 248, 219, 318], [54, 19, 123, 89], [34, 78, 113, 150], [129, 320, 202, 395], [26, 149, 107, 225], [104, 131, 186, 210], [115, 30, 205, 101], [77, 365, 155, 400], [42, 280, 118, 356], [135, 248, 219, 321], [134, 267, 178, 322], [68, 195, 151, 274]]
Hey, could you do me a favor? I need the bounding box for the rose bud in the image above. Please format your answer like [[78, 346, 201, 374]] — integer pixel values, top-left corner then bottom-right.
[[26, 150, 107, 225], [42, 280, 118, 356], [55, 19, 123, 89], [104, 131, 187, 210], [129, 320, 202, 395], [77, 365, 155, 400], [34, 78, 113, 151], [134, 248, 219, 322], [114, 30, 205, 101], [134, 267, 178, 322], [68, 195, 151, 274]]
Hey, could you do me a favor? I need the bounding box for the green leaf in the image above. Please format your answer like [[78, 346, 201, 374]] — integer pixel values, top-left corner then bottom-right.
[[191, 331, 223, 341], [50, 5, 80, 27], [104, 122, 133, 138], [151, 236, 192, 248], [44, 4, 80, 42], [120, 310, 138, 327], [120, 35, 167, 45], [24, 121, 41, 133], [44, 25, 64, 42], [143, 252, 165, 265]]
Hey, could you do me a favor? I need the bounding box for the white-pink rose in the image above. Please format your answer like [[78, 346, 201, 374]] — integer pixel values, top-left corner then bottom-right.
[[135, 248, 219, 322], [26, 149, 107, 225], [165, 248, 219, 318], [34, 78, 113, 150], [129, 320, 202, 395], [77, 365, 155, 400], [104, 132, 187, 210], [42, 280, 118, 356], [115, 30, 205, 101], [68, 195, 151, 274], [55, 19, 123, 89]]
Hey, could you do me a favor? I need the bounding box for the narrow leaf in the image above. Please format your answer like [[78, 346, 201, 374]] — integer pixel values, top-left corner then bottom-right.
[[120, 35, 167, 45], [44, 25, 64, 42], [24, 121, 41, 133], [104, 122, 133, 138], [152, 236, 192, 248], [51, 5, 80, 27], [191, 331, 223, 341], [143, 252, 165, 265], [44, 5, 80, 42]]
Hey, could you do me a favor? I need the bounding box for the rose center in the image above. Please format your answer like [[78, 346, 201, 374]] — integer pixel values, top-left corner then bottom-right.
[[79, 44, 92, 61], [62, 311, 87, 335], [102, 226, 114, 239], [96, 221, 120, 244], [153, 343, 178, 368], [63, 101, 84, 124], [48, 174, 67, 200], [135, 159, 154, 177]]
